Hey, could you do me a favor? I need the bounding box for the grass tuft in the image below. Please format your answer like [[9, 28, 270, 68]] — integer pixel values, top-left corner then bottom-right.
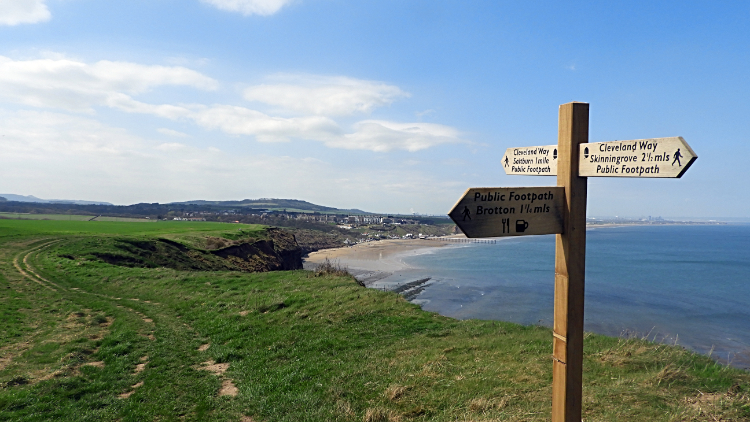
[[385, 384, 408, 401], [313, 258, 352, 278], [363, 406, 400, 422]]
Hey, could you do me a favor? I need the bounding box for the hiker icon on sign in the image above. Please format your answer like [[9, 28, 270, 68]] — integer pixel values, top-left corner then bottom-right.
[[672, 148, 683, 167], [461, 206, 471, 221], [504, 156, 509, 167]]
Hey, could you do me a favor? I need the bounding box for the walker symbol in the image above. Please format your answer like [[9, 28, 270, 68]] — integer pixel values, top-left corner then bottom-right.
[[672, 148, 683, 167]]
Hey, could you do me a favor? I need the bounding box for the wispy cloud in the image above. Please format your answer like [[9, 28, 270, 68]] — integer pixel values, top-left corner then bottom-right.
[[0, 0, 50, 26], [200, 0, 293, 16], [0, 55, 218, 112], [337, 120, 462, 152], [243, 74, 409, 116], [0, 54, 465, 152]]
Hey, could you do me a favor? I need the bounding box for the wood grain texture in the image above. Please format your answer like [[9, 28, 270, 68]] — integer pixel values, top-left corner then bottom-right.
[[448, 187, 564, 238], [552, 102, 588, 422], [578, 136, 697, 178]]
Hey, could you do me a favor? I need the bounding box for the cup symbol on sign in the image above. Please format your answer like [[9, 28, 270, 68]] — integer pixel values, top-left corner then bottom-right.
[[515, 220, 529, 233]]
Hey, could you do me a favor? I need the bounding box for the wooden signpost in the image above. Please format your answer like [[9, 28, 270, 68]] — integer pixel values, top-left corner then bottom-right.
[[450, 102, 696, 422]]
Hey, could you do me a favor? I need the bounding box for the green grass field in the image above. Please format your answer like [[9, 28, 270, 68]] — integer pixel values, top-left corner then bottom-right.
[[0, 213, 154, 223], [0, 219, 748, 421]]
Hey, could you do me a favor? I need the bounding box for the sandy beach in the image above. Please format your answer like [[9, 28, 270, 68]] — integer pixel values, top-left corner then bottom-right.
[[303, 238, 462, 286], [304, 238, 452, 272]]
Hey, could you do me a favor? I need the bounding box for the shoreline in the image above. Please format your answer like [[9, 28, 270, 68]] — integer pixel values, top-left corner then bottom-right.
[[304, 238, 454, 273], [302, 223, 704, 272]]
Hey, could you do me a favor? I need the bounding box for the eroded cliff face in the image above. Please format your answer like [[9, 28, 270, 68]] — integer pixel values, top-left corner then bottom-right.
[[211, 228, 302, 272], [89, 227, 303, 273]]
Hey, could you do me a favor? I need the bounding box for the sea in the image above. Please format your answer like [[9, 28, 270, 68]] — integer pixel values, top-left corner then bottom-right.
[[375, 224, 750, 369]]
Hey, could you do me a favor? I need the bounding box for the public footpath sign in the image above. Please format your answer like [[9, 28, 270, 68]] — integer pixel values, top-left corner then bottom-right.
[[448, 187, 564, 237], [451, 102, 696, 422], [579, 137, 697, 178], [501, 145, 558, 175]]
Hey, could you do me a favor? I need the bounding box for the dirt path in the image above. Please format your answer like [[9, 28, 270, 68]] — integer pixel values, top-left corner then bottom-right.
[[12, 238, 242, 406]]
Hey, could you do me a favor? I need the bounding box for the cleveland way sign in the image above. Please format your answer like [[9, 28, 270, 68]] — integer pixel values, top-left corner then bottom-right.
[[502, 136, 697, 178], [578, 136, 697, 178], [501, 145, 558, 176]]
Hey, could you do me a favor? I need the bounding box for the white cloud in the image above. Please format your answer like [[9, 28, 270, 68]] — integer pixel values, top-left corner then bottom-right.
[[189, 104, 341, 143], [338, 120, 462, 152], [201, 0, 292, 16], [243, 74, 409, 116], [176, 105, 463, 151], [0, 55, 218, 112], [0, 54, 464, 152], [0, 0, 50, 26]]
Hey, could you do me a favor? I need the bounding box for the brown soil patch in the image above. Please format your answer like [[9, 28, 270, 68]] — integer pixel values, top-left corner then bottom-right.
[[199, 360, 229, 375], [0, 341, 31, 370], [686, 392, 726, 410], [140, 355, 148, 361], [148, 334, 155, 341], [82, 361, 105, 368], [239, 310, 250, 316], [134, 363, 146, 373], [219, 379, 238, 396], [240, 417, 255, 422], [198, 343, 210, 352], [118, 381, 144, 399], [143, 318, 153, 323]]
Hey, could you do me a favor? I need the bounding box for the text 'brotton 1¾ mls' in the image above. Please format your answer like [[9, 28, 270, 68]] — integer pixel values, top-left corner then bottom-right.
[[448, 187, 565, 238]]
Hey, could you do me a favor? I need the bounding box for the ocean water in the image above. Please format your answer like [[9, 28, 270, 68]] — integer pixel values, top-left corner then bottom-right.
[[387, 224, 750, 368]]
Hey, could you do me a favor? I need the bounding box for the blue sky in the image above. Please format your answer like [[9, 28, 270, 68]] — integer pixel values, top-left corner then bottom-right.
[[1, 0, 748, 218]]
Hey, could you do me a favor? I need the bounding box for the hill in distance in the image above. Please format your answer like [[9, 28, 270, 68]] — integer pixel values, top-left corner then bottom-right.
[[169, 198, 372, 214], [0, 194, 112, 206]]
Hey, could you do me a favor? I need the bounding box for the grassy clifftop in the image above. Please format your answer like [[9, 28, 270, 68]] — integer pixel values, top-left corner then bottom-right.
[[0, 220, 748, 421]]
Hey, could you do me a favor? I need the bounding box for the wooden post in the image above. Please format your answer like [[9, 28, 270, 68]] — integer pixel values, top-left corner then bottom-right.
[[552, 102, 589, 422]]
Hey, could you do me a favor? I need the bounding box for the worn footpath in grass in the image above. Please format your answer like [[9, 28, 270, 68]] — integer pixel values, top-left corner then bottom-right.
[[0, 219, 749, 421]]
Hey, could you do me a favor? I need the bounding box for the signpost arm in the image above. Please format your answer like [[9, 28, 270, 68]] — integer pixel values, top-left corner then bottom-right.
[[552, 102, 589, 422]]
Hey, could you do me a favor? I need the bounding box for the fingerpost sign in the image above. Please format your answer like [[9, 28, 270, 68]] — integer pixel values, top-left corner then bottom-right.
[[450, 102, 696, 422]]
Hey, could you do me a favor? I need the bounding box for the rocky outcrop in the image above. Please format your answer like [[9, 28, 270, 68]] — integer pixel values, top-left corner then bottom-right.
[[211, 228, 302, 272]]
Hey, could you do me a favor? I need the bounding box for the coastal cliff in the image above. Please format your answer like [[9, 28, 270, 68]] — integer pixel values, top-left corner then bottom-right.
[[88, 227, 303, 272], [211, 228, 302, 271]]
